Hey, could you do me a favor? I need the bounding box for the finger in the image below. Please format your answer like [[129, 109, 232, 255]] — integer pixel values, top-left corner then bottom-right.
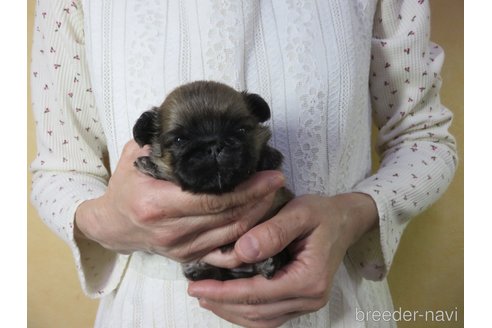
[[188, 261, 307, 304], [235, 198, 316, 263], [181, 188, 275, 231], [200, 248, 244, 269], [169, 194, 276, 261], [199, 298, 307, 328], [173, 171, 285, 217], [199, 297, 318, 323]]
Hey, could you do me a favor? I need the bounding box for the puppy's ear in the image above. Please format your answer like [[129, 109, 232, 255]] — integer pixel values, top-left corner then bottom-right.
[[133, 108, 159, 147], [257, 145, 283, 171], [243, 93, 271, 122]]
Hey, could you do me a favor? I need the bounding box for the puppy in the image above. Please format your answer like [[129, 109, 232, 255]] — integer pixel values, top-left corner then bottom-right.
[[133, 80, 293, 281]]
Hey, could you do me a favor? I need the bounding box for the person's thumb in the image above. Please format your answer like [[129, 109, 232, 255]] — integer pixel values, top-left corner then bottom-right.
[[234, 200, 314, 263]]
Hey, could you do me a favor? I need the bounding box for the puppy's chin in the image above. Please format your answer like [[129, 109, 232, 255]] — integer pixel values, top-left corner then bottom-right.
[[174, 161, 253, 194], [177, 170, 245, 194]]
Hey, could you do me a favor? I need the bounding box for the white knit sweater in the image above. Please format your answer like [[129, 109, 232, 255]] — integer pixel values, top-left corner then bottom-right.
[[30, 0, 457, 327]]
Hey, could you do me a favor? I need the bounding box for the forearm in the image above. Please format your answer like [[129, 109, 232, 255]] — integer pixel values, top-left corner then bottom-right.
[[330, 192, 379, 248], [31, 0, 110, 244]]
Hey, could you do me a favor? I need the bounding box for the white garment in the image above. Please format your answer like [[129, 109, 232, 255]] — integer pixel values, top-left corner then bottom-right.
[[30, 0, 457, 327]]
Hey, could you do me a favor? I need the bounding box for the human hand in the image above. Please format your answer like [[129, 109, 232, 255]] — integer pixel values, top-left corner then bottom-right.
[[74, 140, 285, 263], [188, 193, 378, 327]]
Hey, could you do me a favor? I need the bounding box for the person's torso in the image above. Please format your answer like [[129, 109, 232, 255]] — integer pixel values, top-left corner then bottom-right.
[[82, 0, 377, 196]]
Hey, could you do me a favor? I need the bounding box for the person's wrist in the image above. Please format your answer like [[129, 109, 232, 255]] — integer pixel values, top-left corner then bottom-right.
[[74, 197, 104, 242], [331, 192, 379, 247]]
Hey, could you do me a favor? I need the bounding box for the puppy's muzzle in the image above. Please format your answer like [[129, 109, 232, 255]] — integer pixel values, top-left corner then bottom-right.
[[207, 143, 224, 158]]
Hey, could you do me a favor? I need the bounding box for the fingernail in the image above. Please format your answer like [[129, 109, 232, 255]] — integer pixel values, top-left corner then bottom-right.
[[237, 235, 260, 261], [187, 284, 198, 297], [188, 289, 199, 298]]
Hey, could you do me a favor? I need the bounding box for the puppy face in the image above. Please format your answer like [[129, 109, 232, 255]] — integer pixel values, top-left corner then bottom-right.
[[133, 81, 276, 194]]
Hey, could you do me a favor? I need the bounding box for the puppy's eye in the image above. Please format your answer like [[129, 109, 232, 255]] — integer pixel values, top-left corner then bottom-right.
[[237, 128, 246, 134], [174, 136, 187, 144]]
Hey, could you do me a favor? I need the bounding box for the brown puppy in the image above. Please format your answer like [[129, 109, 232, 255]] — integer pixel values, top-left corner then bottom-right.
[[133, 81, 293, 281]]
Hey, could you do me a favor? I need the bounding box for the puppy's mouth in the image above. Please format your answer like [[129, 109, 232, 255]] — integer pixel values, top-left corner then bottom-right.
[[195, 160, 243, 194], [216, 171, 223, 191]]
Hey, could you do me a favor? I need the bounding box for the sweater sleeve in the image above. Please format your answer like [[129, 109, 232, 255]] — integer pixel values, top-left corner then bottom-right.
[[346, 0, 458, 280], [30, 0, 129, 297]]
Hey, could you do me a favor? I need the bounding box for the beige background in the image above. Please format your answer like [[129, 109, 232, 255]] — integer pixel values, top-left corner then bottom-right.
[[27, 1, 464, 327]]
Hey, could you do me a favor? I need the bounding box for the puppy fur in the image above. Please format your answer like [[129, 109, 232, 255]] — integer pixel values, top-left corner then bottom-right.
[[133, 81, 293, 281]]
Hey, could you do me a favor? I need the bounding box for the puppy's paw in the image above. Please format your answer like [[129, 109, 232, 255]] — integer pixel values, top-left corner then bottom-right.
[[134, 156, 160, 178], [182, 261, 225, 281], [255, 257, 277, 279], [255, 249, 290, 279]]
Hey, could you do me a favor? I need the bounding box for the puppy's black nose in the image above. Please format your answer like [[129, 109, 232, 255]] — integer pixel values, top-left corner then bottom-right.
[[207, 143, 223, 157]]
